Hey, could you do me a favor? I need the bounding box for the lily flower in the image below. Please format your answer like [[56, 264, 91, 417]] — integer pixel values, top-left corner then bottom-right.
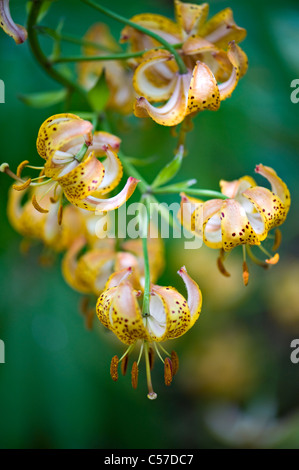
[[62, 226, 165, 296], [12, 113, 138, 213], [78, 23, 136, 114], [0, 0, 27, 44], [7, 182, 86, 252], [179, 164, 290, 284], [121, 0, 247, 126], [96, 265, 202, 399]]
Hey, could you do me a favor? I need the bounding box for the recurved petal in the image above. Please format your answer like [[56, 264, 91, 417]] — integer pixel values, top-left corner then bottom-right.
[[134, 74, 190, 127], [218, 41, 248, 101], [254, 164, 291, 213], [57, 153, 105, 201], [61, 236, 93, 294], [220, 176, 256, 198], [133, 52, 177, 102], [182, 36, 218, 56], [92, 131, 121, 153], [37, 114, 93, 160], [174, 0, 209, 36], [187, 61, 220, 114], [120, 13, 182, 46], [177, 266, 202, 328], [220, 199, 261, 250], [91, 149, 123, 196], [178, 192, 203, 234], [110, 280, 148, 344], [202, 198, 224, 248], [73, 176, 139, 212], [199, 7, 247, 49], [0, 0, 27, 44], [243, 186, 289, 234], [76, 250, 115, 295], [150, 284, 191, 340]]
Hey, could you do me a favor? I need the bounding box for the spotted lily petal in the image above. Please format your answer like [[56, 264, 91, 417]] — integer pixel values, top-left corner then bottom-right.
[[120, 13, 182, 48], [133, 51, 177, 102], [218, 41, 248, 101], [61, 236, 92, 294], [92, 149, 123, 196], [202, 198, 224, 248], [177, 265, 202, 329], [150, 267, 201, 341], [199, 7, 247, 49], [37, 113, 93, 161], [135, 73, 190, 126], [56, 152, 105, 202], [182, 36, 218, 56], [187, 61, 220, 114], [174, 0, 209, 37], [220, 199, 261, 250], [73, 176, 139, 212], [0, 0, 27, 44], [97, 268, 148, 344], [255, 164, 291, 212]]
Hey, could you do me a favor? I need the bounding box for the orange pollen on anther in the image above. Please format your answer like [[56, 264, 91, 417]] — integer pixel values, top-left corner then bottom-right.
[[266, 253, 280, 265], [16, 160, 29, 178], [121, 354, 129, 376], [171, 351, 179, 376], [164, 357, 173, 386], [242, 261, 249, 286], [217, 253, 231, 277], [110, 355, 119, 382], [31, 194, 49, 213], [13, 178, 32, 191], [131, 361, 138, 389], [57, 205, 63, 226]]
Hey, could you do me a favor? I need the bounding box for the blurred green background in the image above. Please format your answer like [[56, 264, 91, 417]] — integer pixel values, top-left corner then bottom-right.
[[0, 0, 299, 449]]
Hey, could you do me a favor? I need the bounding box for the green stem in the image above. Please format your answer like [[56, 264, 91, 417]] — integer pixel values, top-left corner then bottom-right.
[[27, 0, 89, 105], [36, 25, 117, 53], [52, 43, 184, 64], [141, 198, 151, 316], [81, 0, 188, 74], [152, 186, 228, 199]]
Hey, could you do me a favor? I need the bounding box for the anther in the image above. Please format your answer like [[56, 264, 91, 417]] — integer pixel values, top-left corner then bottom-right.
[[13, 178, 32, 191], [266, 253, 279, 265], [217, 252, 230, 277], [16, 160, 29, 178], [110, 355, 119, 382], [121, 354, 129, 376], [131, 361, 138, 389], [242, 261, 249, 286], [31, 194, 49, 213], [164, 357, 173, 386], [171, 351, 179, 376]]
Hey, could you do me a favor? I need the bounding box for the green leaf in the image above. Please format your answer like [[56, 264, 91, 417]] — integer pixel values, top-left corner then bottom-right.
[[151, 145, 184, 189], [87, 73, 110, 112], [18, 88, 68, 108]]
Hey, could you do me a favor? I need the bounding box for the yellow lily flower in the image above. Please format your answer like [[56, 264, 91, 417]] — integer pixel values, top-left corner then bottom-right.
[[179, 164, 290, 282], [96, 265, 202, 399], [14, 113, 138, 213], [0, 0, 27, 44], [7, 182, 86, 252], [121, 0, 247, 126], [78, 23, 136, 114], [62, 226, 165, 296]]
